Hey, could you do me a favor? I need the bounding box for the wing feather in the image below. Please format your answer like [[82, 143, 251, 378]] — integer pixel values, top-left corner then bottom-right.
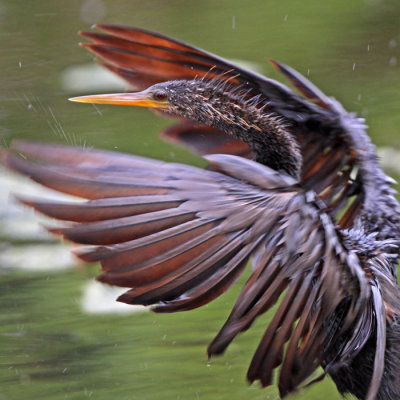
[[17, 195, 183, 222], [2, 24, 398, 399], [1, 141, 380, 397]]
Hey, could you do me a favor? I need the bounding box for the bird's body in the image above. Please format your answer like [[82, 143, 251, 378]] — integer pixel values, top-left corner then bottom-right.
[[2, 24, 400, 399]]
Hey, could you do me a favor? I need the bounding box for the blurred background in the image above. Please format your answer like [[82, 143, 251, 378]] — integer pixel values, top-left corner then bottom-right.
[[1, 1, 400, 399]]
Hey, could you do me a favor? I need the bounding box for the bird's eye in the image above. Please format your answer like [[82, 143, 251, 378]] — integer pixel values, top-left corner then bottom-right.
[[154, 90, 167, 101]]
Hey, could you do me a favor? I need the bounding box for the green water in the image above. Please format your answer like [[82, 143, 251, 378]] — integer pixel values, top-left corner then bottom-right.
[[1, 1, 400, 399]]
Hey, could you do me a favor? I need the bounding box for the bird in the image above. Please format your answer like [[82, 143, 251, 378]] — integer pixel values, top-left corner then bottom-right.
[[2, 24, 400, 400]]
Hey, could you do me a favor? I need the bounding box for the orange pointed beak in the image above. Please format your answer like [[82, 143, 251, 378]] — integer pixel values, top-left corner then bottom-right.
[[69, 89, 168, 108]]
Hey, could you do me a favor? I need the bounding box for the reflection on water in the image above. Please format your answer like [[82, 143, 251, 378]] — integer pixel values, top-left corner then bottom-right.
[[1, 1, 400, 399]]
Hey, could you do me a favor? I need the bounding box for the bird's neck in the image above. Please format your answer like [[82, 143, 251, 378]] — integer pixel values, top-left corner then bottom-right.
[[215, 109, 302, 179], [183, 85, 302, 179]]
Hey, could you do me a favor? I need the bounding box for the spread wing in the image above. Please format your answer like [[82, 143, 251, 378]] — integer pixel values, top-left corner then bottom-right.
[[1, 141, 376, 397], [79, 24, 379, 228]]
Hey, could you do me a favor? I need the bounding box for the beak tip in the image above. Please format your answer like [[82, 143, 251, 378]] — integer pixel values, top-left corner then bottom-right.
[[66, 91, 166, 108], [69, 96, 93, 104]]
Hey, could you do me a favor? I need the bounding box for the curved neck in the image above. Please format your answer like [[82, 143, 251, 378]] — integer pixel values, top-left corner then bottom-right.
[[208, 107, 302, 179], [174, 80, 302, 179]]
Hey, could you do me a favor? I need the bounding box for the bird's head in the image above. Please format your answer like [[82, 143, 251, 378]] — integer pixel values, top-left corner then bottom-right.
[[69, 79, 228, 124]]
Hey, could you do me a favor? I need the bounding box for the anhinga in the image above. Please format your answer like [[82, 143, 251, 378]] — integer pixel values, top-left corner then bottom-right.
[[2, 25, 400, 400]]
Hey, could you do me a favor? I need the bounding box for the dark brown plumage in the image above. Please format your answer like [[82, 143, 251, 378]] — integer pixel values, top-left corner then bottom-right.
[[2, 24, 400, 400]]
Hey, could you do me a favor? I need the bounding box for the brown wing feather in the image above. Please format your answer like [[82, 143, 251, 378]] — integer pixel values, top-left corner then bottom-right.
[[160, 122, 251, 158], [16, 195, 183, 222], [1, 141, 378, 398]]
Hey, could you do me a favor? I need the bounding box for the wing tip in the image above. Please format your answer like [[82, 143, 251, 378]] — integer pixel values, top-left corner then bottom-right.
[[246, 369, 258, 385], [75, 246, 111, 263], [13, 194, 38, 209], [95, 23, 117, 31], [268, 59, 280, 69], [116, 289, 134, 305]]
